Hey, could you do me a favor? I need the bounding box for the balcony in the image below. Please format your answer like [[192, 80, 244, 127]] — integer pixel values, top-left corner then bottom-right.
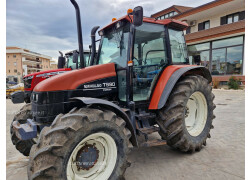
[[185, 20, 245, 44], [22, 57, 41, 65], [27, 65, 41, 70]]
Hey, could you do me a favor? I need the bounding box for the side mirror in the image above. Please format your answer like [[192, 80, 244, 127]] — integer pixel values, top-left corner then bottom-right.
[[133, 6, 143, 26], [58, 53, 66, 69], [73, 52, 79, 63], [194, 55, 201, 65]]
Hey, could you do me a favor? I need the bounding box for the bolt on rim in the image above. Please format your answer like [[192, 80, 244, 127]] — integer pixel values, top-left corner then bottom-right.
[[185, 91, 208, 137], [66, 132, 117, 180]]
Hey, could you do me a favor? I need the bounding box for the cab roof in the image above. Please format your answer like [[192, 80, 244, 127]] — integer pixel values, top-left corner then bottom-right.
[[99, 15, 188, 32]]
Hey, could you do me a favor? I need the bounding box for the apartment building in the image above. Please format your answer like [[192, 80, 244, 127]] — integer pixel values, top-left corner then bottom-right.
[[50, 60, 58, 70], [151, 0, 245, 84], [6, 47, 52, 83]]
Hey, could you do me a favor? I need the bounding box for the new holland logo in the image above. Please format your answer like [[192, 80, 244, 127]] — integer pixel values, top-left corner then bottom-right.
[[83, 82, 116, 91]]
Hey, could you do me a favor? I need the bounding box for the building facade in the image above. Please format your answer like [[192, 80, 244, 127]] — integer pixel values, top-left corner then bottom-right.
[[6, 47, 52, 83], [50, 60, 58, 70], [151, 0, 245, 84]]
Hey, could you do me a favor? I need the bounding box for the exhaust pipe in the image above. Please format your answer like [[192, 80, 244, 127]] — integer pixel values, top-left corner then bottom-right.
[[70, 0, 85, 68], [90, 26, 100, 66]]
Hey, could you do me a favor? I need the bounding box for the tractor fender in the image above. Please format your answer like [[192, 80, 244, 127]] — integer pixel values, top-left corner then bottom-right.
[[71, 97, 138, 147], [149, 65, 212, 110]]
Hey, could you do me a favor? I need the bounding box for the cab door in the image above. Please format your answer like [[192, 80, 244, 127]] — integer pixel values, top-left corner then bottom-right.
[[132, 23, 168, 102]]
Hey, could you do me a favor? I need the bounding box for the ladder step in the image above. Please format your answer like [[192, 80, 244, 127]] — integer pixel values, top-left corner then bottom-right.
[[140, 139, 166, 147]]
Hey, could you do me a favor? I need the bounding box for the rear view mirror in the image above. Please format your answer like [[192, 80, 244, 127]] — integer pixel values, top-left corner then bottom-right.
[[73, 52, 79, 63], [133, 6, 143, 26]]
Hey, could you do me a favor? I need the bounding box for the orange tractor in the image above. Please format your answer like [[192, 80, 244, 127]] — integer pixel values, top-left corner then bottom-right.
[[11, 0, 215, 179]]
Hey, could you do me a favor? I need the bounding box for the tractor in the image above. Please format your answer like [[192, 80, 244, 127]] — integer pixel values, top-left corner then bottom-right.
[[10, 49, 94, 104], [11, 0, 215, 179]]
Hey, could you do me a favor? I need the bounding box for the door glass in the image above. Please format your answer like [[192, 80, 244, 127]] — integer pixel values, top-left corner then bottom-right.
[[133, 23, 166, 101]]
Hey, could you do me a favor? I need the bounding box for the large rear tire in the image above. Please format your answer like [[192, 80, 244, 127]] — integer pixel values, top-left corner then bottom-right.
[[28, 107, 132, 180], [157, 75, 216, 152], [10, 103, 35, 156]]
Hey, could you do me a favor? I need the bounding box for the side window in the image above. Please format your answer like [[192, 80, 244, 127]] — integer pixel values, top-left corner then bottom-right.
[[168, 28, 188, 64], [133, 23, 166, 101]]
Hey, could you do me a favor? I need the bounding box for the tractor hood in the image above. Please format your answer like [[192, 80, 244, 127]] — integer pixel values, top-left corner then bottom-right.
[[33, 63, 116, 92]]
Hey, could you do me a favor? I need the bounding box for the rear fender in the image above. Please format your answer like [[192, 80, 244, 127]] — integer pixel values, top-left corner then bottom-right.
[[149, 65, 212, 110], [71, 97, 138, 147]]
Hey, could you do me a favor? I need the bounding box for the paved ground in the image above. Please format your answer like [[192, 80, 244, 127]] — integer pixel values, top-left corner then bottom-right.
[[6, 89, 245, 180]]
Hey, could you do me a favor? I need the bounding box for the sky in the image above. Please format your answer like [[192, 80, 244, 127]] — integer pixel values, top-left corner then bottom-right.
[[6, 0, 212, 60]]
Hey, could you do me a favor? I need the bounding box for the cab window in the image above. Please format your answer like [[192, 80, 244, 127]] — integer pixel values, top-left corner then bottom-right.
[[168, 28, 188, 64], [133, 23, 166, 101], [98, 24, 130, 68]]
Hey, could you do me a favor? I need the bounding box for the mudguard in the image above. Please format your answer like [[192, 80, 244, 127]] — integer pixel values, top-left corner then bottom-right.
[[71, 97, 138, 147], [149, 65, 212, 110]]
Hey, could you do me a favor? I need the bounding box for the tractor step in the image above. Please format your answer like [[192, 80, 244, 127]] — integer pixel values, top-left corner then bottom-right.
[[140, 139, 166, 147], [138, 126, 159, 135]]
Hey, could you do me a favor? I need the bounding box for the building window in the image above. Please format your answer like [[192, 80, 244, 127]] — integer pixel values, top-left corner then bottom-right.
[[188, 42, 210, 69], [212, 48, 226, 75], [227, 13, 240, 24], [198, 20, 210, 31], [14, 69, 17, 73], [8, 70, 10, 73], [157, 11, 177, 20], [212, 36, 243, 49], [14, 62, 16, 66], [13, 54, 16, 58], [221, 11, 245, 25], [188, 36, 244, 75], [204, 21, 210, 30], [186, 27, 191, 34], [226, 46, 243, 74]]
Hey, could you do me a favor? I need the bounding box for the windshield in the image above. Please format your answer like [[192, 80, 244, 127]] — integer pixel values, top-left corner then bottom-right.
[[168, 28, 188, 64], [67, 53, 90, 69], [98, 23, 130, 68]]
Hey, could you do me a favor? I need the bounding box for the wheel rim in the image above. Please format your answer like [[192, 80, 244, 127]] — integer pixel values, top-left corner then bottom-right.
[[66, 132, 117, 180], [185, 91, 208, 137]]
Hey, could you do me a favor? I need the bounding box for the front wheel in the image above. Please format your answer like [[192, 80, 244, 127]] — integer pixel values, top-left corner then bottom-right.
[[28, 108, 132, 180], [157, 75, 216, 152]]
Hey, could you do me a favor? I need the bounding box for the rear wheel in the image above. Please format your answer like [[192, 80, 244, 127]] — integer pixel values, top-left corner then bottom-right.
[[28, 107, 132, 180], [157, 75, 216, 152], [10, 104, 35, 156]]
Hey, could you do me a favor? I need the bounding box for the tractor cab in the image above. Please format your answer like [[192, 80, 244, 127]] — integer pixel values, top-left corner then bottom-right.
[[65, 49, 91, 69], [96, 12, 189, 103]]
